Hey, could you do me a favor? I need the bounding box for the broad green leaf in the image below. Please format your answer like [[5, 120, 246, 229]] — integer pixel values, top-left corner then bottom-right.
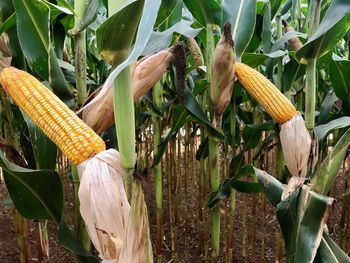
[[329, 56, 350, 113], [0, 151, 63, 222], [12, 0, 73, 105], [91, 0, 161, 107], [96, 0, 144, 65], [183, 86, 223, 139], [22, 111, 57, 170], [255, 168, 284, 206], [155, 0, 178, 28], [58, 221, 99, 262], [261, 0, 272, 53], [256, 168, 350, 262], [72, 0, 100, 33], [311, 128, 350, 195], [222, 0, 256, 59], [314, 117, 350, 142], [241, 50, 286, 68], [243, 121, 275, 150], [0, 12, 16, 34], [183, 0, 222, 26], [282, 58, 306, 92], [281, 0, 293, 15], [315, 233, 350, 263], [318, 90, 339, 125], [271, 30, 307, 52], [296, 0, 350, 61], [294, 191, 333, 263], [142, 20, 202, 55]]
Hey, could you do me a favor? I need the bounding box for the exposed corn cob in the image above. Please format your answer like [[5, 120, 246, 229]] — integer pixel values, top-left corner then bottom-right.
[[235, 62, 297, 124], [211, 22, 235, 115], [0, 67, 105, 164]]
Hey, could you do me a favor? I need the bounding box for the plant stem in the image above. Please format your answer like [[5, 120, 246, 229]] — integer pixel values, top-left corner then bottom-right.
[[152, 82, 163, 262], [74, 30, 87, 106], [305, 58, 316, 130], [14, 209, 31, 263], [72, 165, 90, 251], [209, 115, 221, 258]]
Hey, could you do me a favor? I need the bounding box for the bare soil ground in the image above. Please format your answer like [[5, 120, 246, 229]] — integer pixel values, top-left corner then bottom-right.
[[0, 155, 349, 262]]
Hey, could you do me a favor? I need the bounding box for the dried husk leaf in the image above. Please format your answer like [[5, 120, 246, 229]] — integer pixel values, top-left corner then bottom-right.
[[187, 37, 204, 75], [210, 22, 235, 115], [283, 21, 303, 51], [0, 33, 12, 72], [80, 49, 174, 134], [82, 87, 114, 134], [132, 49, 174, 101], [78, 149, 130, 262], [280, 113, 311, 178]]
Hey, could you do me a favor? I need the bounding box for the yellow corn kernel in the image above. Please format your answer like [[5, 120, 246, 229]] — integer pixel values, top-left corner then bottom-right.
[[235, 62, 297, 124], [0, 67, 105, 164]]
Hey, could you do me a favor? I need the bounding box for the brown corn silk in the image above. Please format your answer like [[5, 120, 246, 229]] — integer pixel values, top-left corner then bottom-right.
[[0, 67, 152, 262], [81, 49, 174, 134]]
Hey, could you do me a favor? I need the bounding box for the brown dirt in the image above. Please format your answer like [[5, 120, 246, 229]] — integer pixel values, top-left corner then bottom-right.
[[0, 151, 349, 262]]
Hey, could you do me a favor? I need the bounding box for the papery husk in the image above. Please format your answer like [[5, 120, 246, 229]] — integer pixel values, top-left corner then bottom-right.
[[80, 49, 174, 134], [78, 149, 129, 262], [210, 22, 235, 115], [132, 49, 174, 101], [78, 149, 153, 262], [280, 113, 311, 199], [187, 37, 204, 76], [0, 33, 12, 72], [282, 20, 303, 51]]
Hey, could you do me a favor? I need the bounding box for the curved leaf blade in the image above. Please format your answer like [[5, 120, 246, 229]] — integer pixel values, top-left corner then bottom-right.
[[296, 0, 350, 60], [223, 0, 256, 59], [183, 0, 222, 26], [0, 151, 63, 222]]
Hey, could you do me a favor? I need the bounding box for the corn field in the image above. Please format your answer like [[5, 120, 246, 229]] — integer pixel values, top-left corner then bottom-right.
[[0, 0, 350, 262]]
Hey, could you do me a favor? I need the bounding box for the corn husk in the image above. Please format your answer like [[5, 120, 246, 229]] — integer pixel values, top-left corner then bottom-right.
[[0, 33, 12, 72], [80, 49, 174, 134], [187, 37, 204, 75], [280, 113, 311, 199], [132, 49, 174, 101], [78, 149, 129, 261], [78, 149, 153, 262], [282, 21, 303, 51], [210, 22, 235, 115]]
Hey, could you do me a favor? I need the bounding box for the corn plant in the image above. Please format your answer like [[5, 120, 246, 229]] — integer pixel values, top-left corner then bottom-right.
[[0, 0, 350, 262]]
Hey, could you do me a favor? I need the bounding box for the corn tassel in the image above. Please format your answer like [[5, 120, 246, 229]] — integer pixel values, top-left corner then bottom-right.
[[0, 67, 105, 164], [235, 62, 297, 124]]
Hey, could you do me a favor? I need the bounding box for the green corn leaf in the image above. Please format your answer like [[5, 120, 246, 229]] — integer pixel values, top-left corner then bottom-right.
[[296, 0, 350, 61], [222, 0, 256, 59], [0, 151, 63, 222], [183, 0, 222, 26], [155, 0, 178, 28], [314, 117, 350, 142], [12, 0, 73, 105], [311, 128, 350, 195]]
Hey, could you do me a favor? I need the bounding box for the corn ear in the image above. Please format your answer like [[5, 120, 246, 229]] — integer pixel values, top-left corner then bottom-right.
[[0, 67, 105, 164], [282, 20, 303, 51], [187, 37, 205, 75], [81, 49, 174, 134], [133, 49, 174, 101], [235, 62, 297, 124], [210, 22, 235, 115]]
